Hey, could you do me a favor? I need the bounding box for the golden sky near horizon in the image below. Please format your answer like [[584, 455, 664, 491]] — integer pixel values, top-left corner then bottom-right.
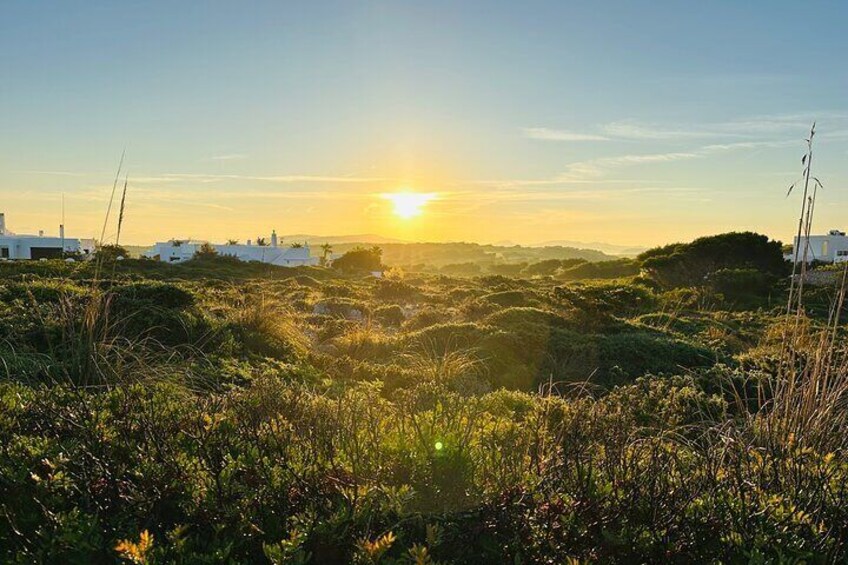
[[2, 151, 836, 249], [3, 3, 848, 249]]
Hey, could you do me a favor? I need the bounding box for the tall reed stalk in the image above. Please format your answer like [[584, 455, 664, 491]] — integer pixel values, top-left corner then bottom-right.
[[768, 123, 848, 451]]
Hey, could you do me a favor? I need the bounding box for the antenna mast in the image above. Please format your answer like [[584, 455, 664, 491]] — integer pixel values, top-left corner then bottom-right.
[[61, 193, 65, 257]]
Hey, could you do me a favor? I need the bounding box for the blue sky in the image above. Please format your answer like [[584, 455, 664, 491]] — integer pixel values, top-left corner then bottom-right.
[[2, 1, 847, 246]]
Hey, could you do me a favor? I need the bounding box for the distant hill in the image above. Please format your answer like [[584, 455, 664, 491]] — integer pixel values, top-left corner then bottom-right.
[[534, 240, 648, 257], [282, 234, 407, 245], [326, 241, 612, 268], [126, 239, 615, 266]]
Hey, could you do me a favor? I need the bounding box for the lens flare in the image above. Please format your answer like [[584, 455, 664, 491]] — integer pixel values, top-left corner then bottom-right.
[[382, 191, 437, 219]]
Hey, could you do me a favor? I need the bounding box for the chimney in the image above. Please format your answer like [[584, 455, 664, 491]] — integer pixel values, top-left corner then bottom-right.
[[0, 213, 5, 235], [247, 239, 252, 246], [38, 230, 44, 237], [60, 224, 65, 241], [271, 230, 278, 247]]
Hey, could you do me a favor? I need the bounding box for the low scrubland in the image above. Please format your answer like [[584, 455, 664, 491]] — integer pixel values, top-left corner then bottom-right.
[[2, 233, 848, 563]]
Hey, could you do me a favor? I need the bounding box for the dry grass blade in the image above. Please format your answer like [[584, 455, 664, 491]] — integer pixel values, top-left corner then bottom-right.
[[401, 335, 484, 387]]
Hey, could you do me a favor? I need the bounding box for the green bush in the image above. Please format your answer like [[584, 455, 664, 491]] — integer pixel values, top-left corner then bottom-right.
[[0, 280, 89, 304], [481, 289, 539, 308], [373, 278, 419, 301], [374, 304, 406, 326], [112, 281, 195, 309], [707, 268, 777, 304], [0, 255, 844, 563], [640, 232, 786, 288], [333, 246, 383, 273], [558, 257, 639, 280]]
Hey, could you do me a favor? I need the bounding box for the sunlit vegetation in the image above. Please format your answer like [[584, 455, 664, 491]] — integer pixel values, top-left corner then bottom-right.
[[2, 230, 848, 562]]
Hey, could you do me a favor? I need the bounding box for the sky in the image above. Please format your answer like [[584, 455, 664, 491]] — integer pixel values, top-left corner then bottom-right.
[[2, 0, 848, 248]]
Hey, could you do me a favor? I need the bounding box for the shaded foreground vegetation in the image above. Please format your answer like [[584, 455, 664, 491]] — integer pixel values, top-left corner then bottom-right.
[[2, 233, 848, 563]]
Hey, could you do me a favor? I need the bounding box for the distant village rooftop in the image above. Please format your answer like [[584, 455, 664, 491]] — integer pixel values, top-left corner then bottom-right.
[[0, 212, 94, 260], [786, 229, 848, 264], [144, 230, 320, 267]]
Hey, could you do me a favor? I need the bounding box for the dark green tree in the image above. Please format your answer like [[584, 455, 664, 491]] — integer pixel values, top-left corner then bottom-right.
[[332, 246, 383, 272]]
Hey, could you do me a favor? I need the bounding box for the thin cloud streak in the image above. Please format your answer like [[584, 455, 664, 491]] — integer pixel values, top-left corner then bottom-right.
[[490, 138, 802, 187], [207, 154, 248, 161], [24, 170, 388, 185], [526, 112, 848, 143], [602, 120, 735, 140], [125, 173, 389, 184], [523, 127, 609, 141]]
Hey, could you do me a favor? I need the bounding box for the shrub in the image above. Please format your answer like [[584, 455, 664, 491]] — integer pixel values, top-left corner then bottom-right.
[[558, 258, 638, 280], [481, 290, 538, 308], [374, 304, 406, 326], [95, 243, 130, 260], [0, 280, 89, 304], [440, 262, 483, 277], [373, 278, 419, 301], [193, 242, 218, 258], [112, 281, 195, 309], [639, 232, 786, 288], [333, 247, 384, 272], [1, 255, 846, 563], [403, 306, 453, 330], [312, 297, 370, 320], [707, 268, 777, 304], [521, 259, 565, 277]]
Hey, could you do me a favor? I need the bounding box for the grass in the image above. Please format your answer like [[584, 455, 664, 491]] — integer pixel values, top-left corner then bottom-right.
[[2, 215, 848, 561]]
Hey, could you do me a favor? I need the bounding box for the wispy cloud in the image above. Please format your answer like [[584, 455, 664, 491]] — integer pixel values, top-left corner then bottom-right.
[[601, 120, 733, 140], [525, 112, 848, 143], [700, 140, 798, 152], [19, 170, 96, 177], [485, 137, 801, 188], [25, 170, 386, 185], [522, 127, 609, 141], [134, 173, 387, 185], [207, 153, 248, 162], [462, 185, 704, 202], [565, 140, 800, 179]]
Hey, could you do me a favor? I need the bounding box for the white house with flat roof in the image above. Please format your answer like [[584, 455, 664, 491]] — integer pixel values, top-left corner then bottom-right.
[[144, 231, 320, 267], [786, 229, 848, 264], [0, 213, 95, 260]]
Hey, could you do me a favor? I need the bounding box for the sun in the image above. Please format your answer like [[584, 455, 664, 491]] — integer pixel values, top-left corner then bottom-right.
[[382, 191, 436, 219]]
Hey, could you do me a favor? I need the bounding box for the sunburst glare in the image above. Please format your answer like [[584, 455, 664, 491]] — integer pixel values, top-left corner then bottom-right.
[[382, 191, 437, 219]]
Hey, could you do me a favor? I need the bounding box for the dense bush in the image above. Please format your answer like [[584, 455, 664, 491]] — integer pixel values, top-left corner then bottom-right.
[[373, 278, 419, 301], [2, 376, 845, 562], [333, 246, 384, 273], [374, 304, 406, 327], [112, 281, 195, 309], [95, 243, 130, 260], [707, 267, 778, 304], [481, 289, 539, 308], [558, 257, 639, 280], [440, 262, 483, 277], [0, 254, 845, 562], [639, 232, 786, 288]]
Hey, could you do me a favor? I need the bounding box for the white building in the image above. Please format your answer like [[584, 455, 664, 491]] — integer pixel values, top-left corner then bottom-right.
[[145, 231, 320, 267], [786, 229, 848, 264], [0, 213, 95, 260]]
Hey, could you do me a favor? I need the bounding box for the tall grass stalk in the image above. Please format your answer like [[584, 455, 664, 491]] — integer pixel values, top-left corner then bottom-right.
[[94, 150, 125, 282], [767, 123, 848, 451]]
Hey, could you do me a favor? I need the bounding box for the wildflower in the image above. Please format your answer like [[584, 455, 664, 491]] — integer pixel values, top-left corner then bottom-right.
[[115, 530, 154, 564], [359, 531, 396, 562]]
